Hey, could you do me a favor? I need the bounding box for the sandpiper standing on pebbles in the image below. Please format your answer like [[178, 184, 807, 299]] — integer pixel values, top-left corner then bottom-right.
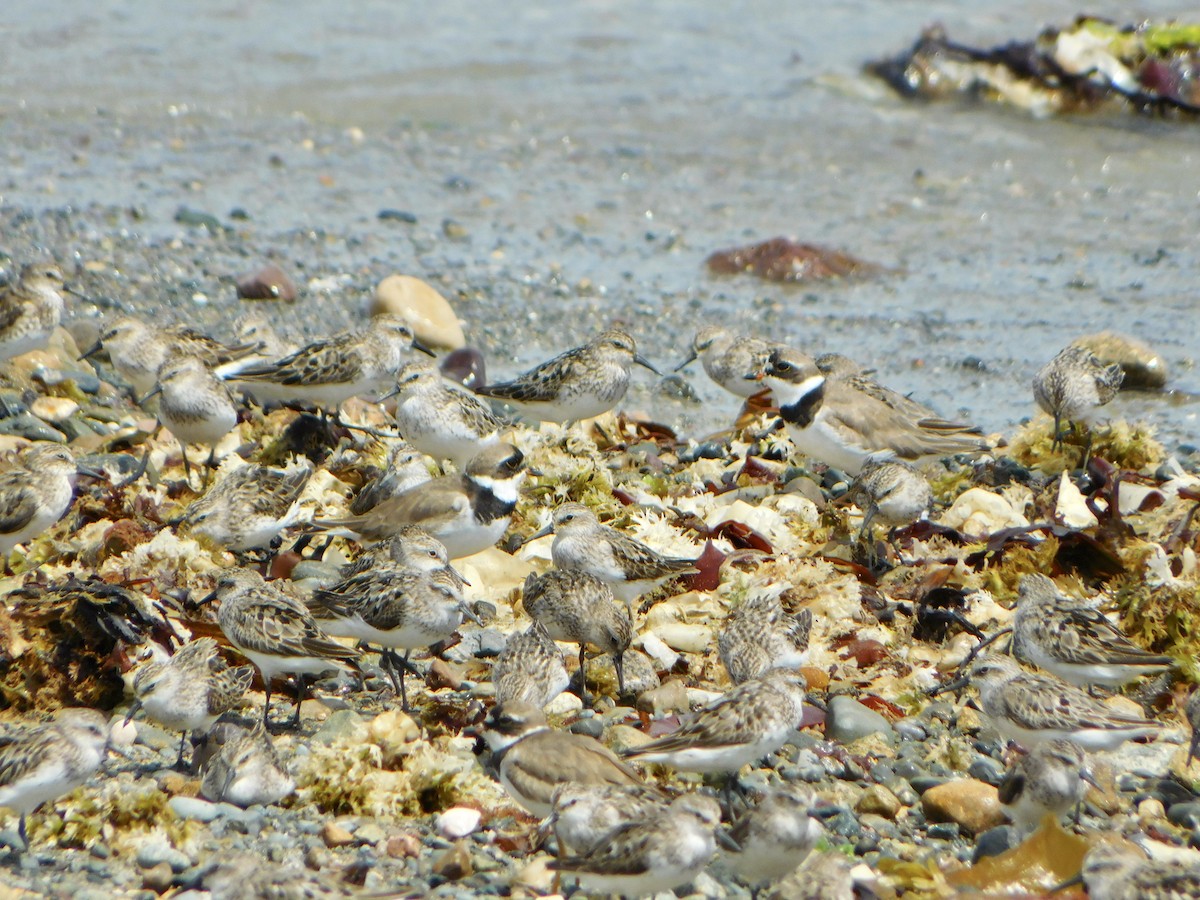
[[521, 568, 632, 706], [313, 442, 527, 558], [550, 782, 673, 855], [759, 346, 985, 476], [998, 739, 1096, 836], [0, 708, 111, 847], [851, 452, 934, 535], [475, 330, 659, 423], [525, 502, 697, 607], [311, 558, 478, 710], [127, 637, 254, 767], [0, 263, 66, 362], [1033, 344, 1124, 448], [726, 784, 825, 887], [934, 656, 1163, 752], [479, 701, 653, 817], [205, 568, 361, 730], [1011, 574, 1174, 690], [141, 356, 240, 487], [388, 362, 509, 468], [231, 315, 433, 410], [199, 723, 295, 808]]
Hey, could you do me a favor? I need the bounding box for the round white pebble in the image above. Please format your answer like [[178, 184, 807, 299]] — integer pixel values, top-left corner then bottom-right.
[[436, 806, 481, 839]]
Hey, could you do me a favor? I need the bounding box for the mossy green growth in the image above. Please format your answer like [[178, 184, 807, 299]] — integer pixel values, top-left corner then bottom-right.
[[1142, 23, 1200, 55], [1113, 569, 1200, 680], [1006, 418, 1163, 476]]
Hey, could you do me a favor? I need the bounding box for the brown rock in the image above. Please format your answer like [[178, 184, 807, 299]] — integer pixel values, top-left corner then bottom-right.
[[706, 237, 885, 283], [371, 274, 466, 350], [236, 264, 297, 301], [427, 658, 464, 691], [386, 833, 422, 859], [321, 821, 356, 848], [636, 678, 690, 717], [921, 779, 1005, 835], [855, 784, 903, 820], [142, 861, 174, 893], [431, 840, 473, 880], [1073, 331, 1168, 389]]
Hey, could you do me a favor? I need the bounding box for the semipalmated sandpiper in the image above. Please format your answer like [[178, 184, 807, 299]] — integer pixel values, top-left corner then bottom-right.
[[0, 263, 66, 362], [389, 362, 509, 468], [476, 330, 659, 423], [142, 356, 240, 486], [0, 443, 91, 558], [674, 326, 782, 399], [492, 621, 571, 710], [347, 441, 432, 516], [550, 782, 673, 855], [199, 723, 295, 807], [0, 708, 110, 846], [547, 792, 728, 897], [128, 637, 254, 767], [997, 738, 1095, 836], [1012, 574, 1174, 689], [206, 568, 361, 729], [526, 502, 697, 607], [621, 668, 808, 774], [521, 568, 632, 705], [717, 592, 811, 685], [181, 458, 312, 551], [938, 655, 1163, 752], [313, 442, 527, 558], [1033, 345, 1124, 446], [726, 784, 825, 886], [231, 314, 432, 409]]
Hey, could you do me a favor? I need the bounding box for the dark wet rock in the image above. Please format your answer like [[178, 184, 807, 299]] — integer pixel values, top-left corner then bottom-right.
[[174, 206, 224, 231], [431, 841, 473, 880], [0, 413, 65, 442], [926, 822, 960, 840], [568, 717, 605, 739], [1167, 800, 1200, 828], [968, 757, 1005, 787], [378, 209, 418, 224], [972, 826, 1016, 862], [910, 776, 951, 794], [657, 374, 699, 403], [893, 718, 927, 741], [236, 264, 298, 302], [678, 441, 726, 463], [824, 696, 894, 743], [440, 347, 485, 389]]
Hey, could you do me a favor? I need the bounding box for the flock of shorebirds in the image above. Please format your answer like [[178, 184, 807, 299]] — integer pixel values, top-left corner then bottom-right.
[[0, 260, 1196, 897]]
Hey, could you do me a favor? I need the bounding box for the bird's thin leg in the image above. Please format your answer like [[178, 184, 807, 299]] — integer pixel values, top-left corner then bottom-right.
[[17, 813, 27, 849], [289, 674, 308, 729], [179, 439, 194, 490], [175, 732, 189, 770], [613, 651, 626, 698], [578, 645, 589, 709], [399, 651, 411, 711], [262, 678, 273, 729]]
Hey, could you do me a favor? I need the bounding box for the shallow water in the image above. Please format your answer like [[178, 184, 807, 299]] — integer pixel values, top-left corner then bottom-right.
[[1, 0, 1196, 449]]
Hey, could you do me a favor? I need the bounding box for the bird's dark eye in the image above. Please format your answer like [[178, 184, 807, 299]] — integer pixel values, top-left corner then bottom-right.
[[777, 361, 793, 373]]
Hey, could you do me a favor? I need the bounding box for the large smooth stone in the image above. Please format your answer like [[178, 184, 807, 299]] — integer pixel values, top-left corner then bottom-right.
[[372, 274, 465, 351]]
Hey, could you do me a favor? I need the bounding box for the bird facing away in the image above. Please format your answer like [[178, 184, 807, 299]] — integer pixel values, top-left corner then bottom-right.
[[1033, 345, 1124, 447], [718, 592, 811, 685], [0, 708, 110, 847], [479, 700, 653, 818], [547, 792, 728, 897], [1011, 574, 1174, 689], [0, 263, 66, 362], [760, 346, 985, 476], [475, 330, 659, 423], [521, 568, 632, 707], [526, 502, 697, 607], [492, 620, 571, 710], [206, 568, 361, 730], [936, 655, 1163, 752]]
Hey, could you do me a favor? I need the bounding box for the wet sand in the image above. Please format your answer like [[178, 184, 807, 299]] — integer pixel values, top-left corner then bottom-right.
[[1, 0, 1196, 448]]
